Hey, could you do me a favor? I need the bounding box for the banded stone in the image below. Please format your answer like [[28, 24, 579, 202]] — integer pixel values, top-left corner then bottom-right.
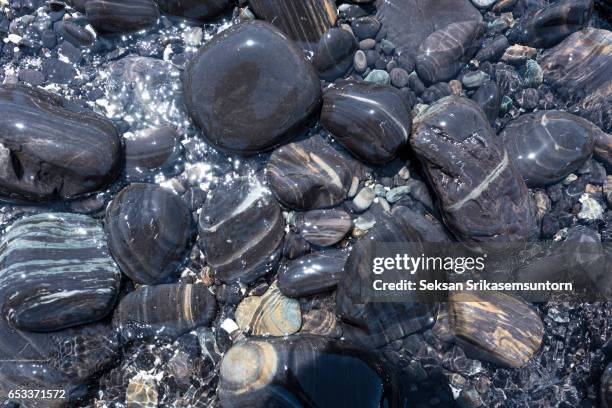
[[0, 213, 121, 332], [86, 0, 160, 34], [295, 209, 352, 247]]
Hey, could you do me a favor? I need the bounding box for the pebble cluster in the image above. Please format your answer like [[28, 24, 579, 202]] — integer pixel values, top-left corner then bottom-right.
[[0, 0, 611, 407]]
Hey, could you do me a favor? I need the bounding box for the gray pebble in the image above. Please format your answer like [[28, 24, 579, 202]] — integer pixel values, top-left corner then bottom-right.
[[380, 39, 395, 55], [461, 70, 490, 89], [353, 187, 376, 212], [359, 38, 376, 50], [364, 69, 390, 85], [353, 50, 367, 73], [390, 67, 410, 88], [386, 186, 411, 203]]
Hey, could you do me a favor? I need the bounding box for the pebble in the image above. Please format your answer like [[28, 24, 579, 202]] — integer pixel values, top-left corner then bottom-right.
[[0, 84, 122, 202], [521, 59, 543, 88], [266, 136, 353, 210], [183, 21, 321, 154], [578, 193, 604, 220], [352, 16, 381, 40], [386, 186, 411, 203], [313, 27, 357, 81], [475, 35, 509, 62], [278, 249, 348, 297], [364, 69, 390, 85], [353, 187, 376, 212], [353, 49, 368, 73], [390, 67, 410, 88], [449, 291, 544, 368], [249, 0, 336, 51], [412, 96, 538, 241], [501, 111, 597, 187], [86, 0, 160, 34], [300, 309, 341, 337], [198, 177, 284, 284], [155, 0, 231, 20], [501, 44, 537, 65], [124, 126, 180, 180], [358, 38, 376, 50], [321, 80, 411, 164], [126, 373, 158, 408], [471, 80, 501, 124], [461, 70, 490, 89], [416, 21, 483, 84], [0, 213, 121, 332], [113, 283, 216, 339], [41, 57, 76, 84], [105, 183, 193, 285], [235, 282, 301, 336], [296, 209, 352, 247], [17, 68, 44, 85]]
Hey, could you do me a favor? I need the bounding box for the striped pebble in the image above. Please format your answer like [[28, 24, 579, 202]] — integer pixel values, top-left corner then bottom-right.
[[86, 0, 159, 34], [0, 213, 121, 332]]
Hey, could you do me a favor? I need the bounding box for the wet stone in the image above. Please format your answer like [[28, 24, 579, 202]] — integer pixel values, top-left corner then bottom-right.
[[501, 111, 597, 187], [113, 283, 217, 340], [300, 309, 341, 337], [352, 16, 381, 40], [41, 57, 76, 84], [507, 0, 593, 49], [155, 0, 232, 20], [235, 282, 301, 336], [449, 291, 544, 368], [125, 126, 181, 180], [0, 213, 121, 332], [249, 0, 336, 51], [471, 80, 501, 124], [105, 183, 193, 285], [501, 44, 537, 65], [313, 27, 357, 81], [296, 209, 352, 247], [85, 0, 160, 34], [218, 335, 403, 407], [198, 177, 284, 284], [278, 249, 349, 298], [0, 84, 122, 202], [266, 136, 353, 210], [126, 372, 158, 408], [322, 80, 412, 164], [416, 21, 483, 84], [411, 96, 538, 241], [475, 35, 509, 62], [183, 21, 321, 154]]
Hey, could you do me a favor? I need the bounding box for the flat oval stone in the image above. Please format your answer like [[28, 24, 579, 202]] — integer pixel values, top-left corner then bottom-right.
[[416, 21, 484, 84], [278, 249, 349, 298], [219, 335, 403, 407], [449, 291, 544, 368], [105, 183, 193, 285], [321, 80, 412, 164], [235, 282, 301, 336], [198, 177, 284, 284], [0, 319, 117, 405], [155, 0, 231, 20], [266, 136, 353, 210], [411, 96, 538, 242], [539, 28, 612, 132], [296, 209, 352, 247], [336, 210, 437, 348], [86, 0, 160, 34], [0, 213, 120, 332], [500, 111, 597, 187], [313, 27, 357, 81], [507, 0, 592, 48], [125, 126, 181, 180], [249, 0, 337, 51], [376, 0, 482, 69], [183, 21, 321, 155], [113, 283, 216, 339], [0, 84, 123, 203]]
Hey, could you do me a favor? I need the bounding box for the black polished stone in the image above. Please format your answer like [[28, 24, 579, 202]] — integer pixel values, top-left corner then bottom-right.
[[183, 21, 321, 155], [155, 0, 231, 20], [471, 80, 501, 124], [86, 0, 160, 34], [321, 80, 412, 164], [105, 183, 193, 285], [500, 111, 597, 187], [313, 27, 357, 81], [0, 84, 123, 203]]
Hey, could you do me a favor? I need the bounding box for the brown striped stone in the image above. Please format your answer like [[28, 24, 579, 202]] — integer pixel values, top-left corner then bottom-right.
[[449, 291, 544, 368]]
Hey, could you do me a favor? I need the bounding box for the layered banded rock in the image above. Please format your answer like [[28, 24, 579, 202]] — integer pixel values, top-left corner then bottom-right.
[[539, 28, 612, 132], [0, 85, 122, 203], [266, 136, 353, 210], [416, 21, 483, 84], [235, 282, 301, 336], [501, 111, 597, 187], [300, 309, 341, 337], [198, 177, 284, 284], [507, 0, 593, 48], [218, 335, 405, 407], [336, 209, 437, 348], [155, 0, 231, 20], [321, 81, 412, 164], [113, 283, 216, 339], [0, 319, 117, 406], [278, 249, 349, 298], [376, 0, 482, 69], [0, 213, 120, 332], [86, 0, 160, 33], [249, 0, 337, 51], [411, 96, 538, 242], [295, 209, 352, 247], [183, 21, 321, 154], [313, 28, 358, 81], [105, 184, 193, 285], [449, 291, 544, 368]]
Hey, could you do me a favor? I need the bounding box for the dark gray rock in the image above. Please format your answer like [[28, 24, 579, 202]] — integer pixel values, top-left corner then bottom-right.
[[471, 80, 501, 124], [86, 0, 160, 34], [313, 27, 357, 81], [155, 0, 231, 20], [278, 249, 348, 298], [296, 209, 352, 247]]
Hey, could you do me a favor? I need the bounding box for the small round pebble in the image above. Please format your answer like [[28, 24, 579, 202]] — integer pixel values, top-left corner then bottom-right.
[[364, 69, 390, 85], [353, 50, 368, 73], [390, 67, 410, 88]]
